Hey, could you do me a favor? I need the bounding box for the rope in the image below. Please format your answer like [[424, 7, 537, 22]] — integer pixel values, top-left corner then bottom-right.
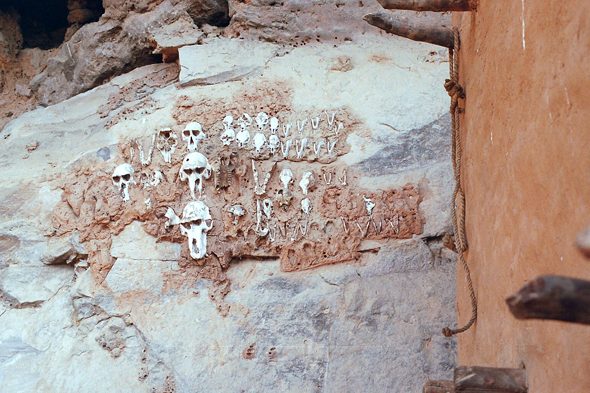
[[442, 28, 477, 338]]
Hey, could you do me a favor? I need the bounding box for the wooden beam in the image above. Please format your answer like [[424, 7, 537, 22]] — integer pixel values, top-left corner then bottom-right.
[[363, 13, 454, 48], [454, 367, 527, 393], [423, 379, 454, 393], [506, 275, 590, 325], [377, 0, 475, 12], [575, 224, 590, 259]]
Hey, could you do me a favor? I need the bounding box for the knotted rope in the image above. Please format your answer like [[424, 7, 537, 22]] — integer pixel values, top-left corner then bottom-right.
[[442, 28, 477, 337]]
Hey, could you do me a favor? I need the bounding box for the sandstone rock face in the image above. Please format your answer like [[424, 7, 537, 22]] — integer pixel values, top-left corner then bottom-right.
[[0, 4, 456, 392]]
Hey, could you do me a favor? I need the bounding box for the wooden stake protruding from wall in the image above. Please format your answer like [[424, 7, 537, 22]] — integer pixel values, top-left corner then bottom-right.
[[423, 379, 453, 393], [455, 366, 527, 393], [377, 0, 475, 12], [363, 13, 454, 48], [506, 275, 590, 325]]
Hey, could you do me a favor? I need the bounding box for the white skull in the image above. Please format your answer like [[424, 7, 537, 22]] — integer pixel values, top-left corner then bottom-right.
[[222, 115, 233, 131], [237, 113, 252, 131], [299, 170, 316, 195], [179, 152, 212, 199], [262, 198, 273, 220], [269, 117, 279, 134], [112, 163, 135, 202], [268, 134, 280, 155], [279, 168, 294, 189], [180, 201, 213, 260], [182, 122, 205, 151], [236, 129, 250, 149], [276, 188, 293, 207], [255, 112, 269, 131], [228, 205, 245, 225], [220, 128, 235, 146], [301, 198, 312, 215], [156, 128, 178, 163], [253, 133, 267, 154]]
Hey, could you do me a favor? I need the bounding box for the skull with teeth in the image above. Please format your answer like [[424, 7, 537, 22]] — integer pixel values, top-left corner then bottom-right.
[[276, 187, 293, 207], [222, 115, 233, 131], [268, 134, 280, 155], [269, 117, 279, 134], [182, 122, 205, 151], [236, 129, 250, 149], [179, 152, 212, 199], [112, 163, 135, 202], [180, 201, 213, 260], [156, 128, 178, 163]]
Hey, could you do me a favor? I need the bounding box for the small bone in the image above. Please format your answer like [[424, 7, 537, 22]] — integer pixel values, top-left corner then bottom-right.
[[255, 199, 269, 237], [296, 138, 308, 159], [299, 171, 316, 195], [165, 207, 181, 228], [253, 133, 267, 154], [222, 115, 233, 131], [151, 170, 163, 187], [313, 140, 325, 156], [326, 111, 336, 127], [289, 221, 298, 241], [236, 129, 250, 149], [327, 139, 337, 155], [281, 139, 292, 158], [338, 168, 347, 186], [297, 119, 307, 134], [283, 124, 292, 138], [262, 198, 273, 220], [144, 198, 151, 209], [136, 134, 156, 166], [355, 218, 370, 238], [268, 134, 280, 155], [228, 205, 245, 225], [322, 171, 332, 185], [279, 168, 294, 188], [311, 117, 320, 131], [340, 217, 349, 234], [299, 222, 308, 236], [237, 113, 252, 130], [335, 122, 343, 137]]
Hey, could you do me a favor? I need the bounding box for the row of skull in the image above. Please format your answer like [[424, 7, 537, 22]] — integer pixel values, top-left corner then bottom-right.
[[112, 151, 322, 202]]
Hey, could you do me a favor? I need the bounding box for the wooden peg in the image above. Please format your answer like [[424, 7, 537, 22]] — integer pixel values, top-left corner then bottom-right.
[[363, 13, 454, 48], [454, 366, 527, 392], [423, 379, 453, 393], [575, 224, 590, 259], [377, 0, 475, 12], [506, 275, 590, 325]]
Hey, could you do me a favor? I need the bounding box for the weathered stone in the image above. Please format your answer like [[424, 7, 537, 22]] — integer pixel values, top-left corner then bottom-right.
[[150, 14, 204, 62], [178, 38, 281, 86], [0, 265, 73, 306], [40, 237, 88, 265]]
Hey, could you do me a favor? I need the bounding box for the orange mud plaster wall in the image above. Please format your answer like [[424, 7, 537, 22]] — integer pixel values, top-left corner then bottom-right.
[[455, 1, 590, 392]]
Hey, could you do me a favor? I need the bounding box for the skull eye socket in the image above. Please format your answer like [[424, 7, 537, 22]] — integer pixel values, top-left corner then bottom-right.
[[184, 169, 194, 175], [194, 219, 202, 226], [205, 219, 212, 227], [183, 130, 191, 137], [195, 167, 205, 174], [181, 222, 191, 230], [192, 130, 201, 137], [122, 174, 131, 181], [164, 132, 170, 138], [112, 176, 121, 182]]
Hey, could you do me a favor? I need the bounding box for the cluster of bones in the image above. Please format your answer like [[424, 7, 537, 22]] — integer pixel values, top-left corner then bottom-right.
[[111, 112, 382, 261]]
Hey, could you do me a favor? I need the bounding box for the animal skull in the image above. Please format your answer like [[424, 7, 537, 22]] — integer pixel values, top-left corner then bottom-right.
[[255, 112, 269, 131], [180, 201, 213, 260], [156, 128, 178, 163], [301, 198, 312, 215], [220, 128, 235, 146], [179, 152, 212, 199], [269, 117, 279, 134], [276, 188, 293, 207], [237, 113, 252, 131], [112, 163, 135, 202], [268, 134, 280, 155], [182, 122, 205, 151], [253, 133, 267, 154], [299, 171, 316, 195], [279, 168, 294, 189], [236, 129, 250, 149], [228, 205, 245, 225], [222, 115, 233, 131]]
